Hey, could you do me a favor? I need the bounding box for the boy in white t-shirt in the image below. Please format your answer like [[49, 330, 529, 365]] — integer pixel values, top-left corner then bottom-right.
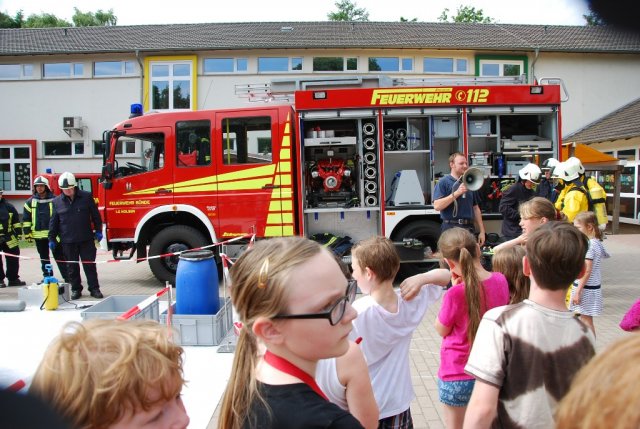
[[350, 236, 443, 429]]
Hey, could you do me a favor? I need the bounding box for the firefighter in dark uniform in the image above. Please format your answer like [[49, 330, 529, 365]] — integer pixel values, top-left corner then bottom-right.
[[0, 187, 26, 287], [49, 172, 104, 300], [499, 163, 541, 241], [22, 176, 70, 283]]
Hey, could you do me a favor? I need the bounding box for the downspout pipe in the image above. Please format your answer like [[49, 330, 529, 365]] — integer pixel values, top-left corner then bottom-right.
[[530, 48, 540, 84], [135, 49, 144, 108]]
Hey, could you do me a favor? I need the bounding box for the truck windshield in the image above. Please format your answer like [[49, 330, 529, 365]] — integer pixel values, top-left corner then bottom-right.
[[113, 133, 165, 178]]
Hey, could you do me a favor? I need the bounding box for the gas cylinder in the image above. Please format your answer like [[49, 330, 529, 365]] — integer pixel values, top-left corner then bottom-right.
[[42, 264, 59, 311], [589, 184, 608, 230]]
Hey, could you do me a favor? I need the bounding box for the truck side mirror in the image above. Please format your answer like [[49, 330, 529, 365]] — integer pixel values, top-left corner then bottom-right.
[[102, 164, 113, 180]]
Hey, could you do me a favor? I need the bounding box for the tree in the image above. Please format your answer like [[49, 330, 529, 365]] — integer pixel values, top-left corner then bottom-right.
[[583, 10, 605, 26], [24, 13, 72, 28], [438, 5, 494, 23], [0, 10, 24, 28], [72, 8, 117, 26], [328, 0, 369, 22]]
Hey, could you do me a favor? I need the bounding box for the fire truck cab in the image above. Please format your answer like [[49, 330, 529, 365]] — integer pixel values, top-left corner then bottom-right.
[[101, 76, 562, 283]]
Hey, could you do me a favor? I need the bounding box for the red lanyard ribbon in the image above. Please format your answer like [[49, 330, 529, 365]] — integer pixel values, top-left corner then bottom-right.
[[263, 350, 329, 401]]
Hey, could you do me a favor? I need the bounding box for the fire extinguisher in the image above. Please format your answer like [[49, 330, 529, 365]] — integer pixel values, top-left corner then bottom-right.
[[42, 264, 59, 311]]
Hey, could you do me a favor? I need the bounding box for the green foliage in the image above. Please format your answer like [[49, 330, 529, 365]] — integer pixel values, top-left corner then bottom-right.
[[1, 8, 117, 28], [24, 13, 72, 28], [400, 17, 418, 22], [583, 11, 605, 26], [72, 8, 117, 26], [327, 0, 369, 22], [438, 5, 494, 23], [0, 10, 24, 28]]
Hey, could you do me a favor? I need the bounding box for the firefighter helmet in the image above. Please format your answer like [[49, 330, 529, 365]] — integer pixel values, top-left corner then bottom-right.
[[58, 172, 77, 189], [542, 158, 559, 171], [566, 156, 585, 175], [33, 176, 50, 188], [555, 161, 581, 182], [519, 163, 541, 184]]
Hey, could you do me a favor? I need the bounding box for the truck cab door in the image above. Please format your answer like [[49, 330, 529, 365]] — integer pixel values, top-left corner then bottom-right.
[[213, 108, 295, 239], [104, 128, 172, 239]]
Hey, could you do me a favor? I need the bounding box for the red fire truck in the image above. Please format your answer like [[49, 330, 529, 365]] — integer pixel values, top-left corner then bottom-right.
[[100, 77, 562, 283]]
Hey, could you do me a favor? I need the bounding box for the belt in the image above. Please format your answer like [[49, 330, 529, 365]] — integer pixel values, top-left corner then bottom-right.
[[443, 219, 473, 225]]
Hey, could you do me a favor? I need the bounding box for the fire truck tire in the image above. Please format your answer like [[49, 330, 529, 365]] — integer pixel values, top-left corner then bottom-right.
[[148, 225, 209, 284], [393, 221, 441, 281]]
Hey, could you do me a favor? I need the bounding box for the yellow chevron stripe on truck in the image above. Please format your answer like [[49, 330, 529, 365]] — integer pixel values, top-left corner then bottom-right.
[[125, 164, 277, 195], [265, 111, 294, 237]]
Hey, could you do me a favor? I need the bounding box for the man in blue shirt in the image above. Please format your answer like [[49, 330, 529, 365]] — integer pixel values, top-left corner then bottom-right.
[[433, 152, 486, 246]]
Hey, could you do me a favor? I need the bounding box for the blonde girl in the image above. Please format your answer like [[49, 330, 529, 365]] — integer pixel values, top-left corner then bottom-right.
[[401, 228, 509, 429], [492, 246, 530, 304], [217, 236, 362, 429], [493, 196, 560, 252], [571, 211, 610, 335]]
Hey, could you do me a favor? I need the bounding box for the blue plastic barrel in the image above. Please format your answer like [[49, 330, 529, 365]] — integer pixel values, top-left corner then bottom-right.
[[175, 250, 219, 315]]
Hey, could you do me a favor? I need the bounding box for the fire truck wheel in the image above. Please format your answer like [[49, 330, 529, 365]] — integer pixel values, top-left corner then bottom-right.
[[148, 225, 209, 284], [393, 220, 441, 282]]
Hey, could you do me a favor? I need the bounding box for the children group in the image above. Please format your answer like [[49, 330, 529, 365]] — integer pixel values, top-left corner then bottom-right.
[[19, 196, 638, 429]]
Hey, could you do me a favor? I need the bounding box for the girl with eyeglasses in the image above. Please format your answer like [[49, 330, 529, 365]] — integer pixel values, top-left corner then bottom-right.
[[217, 236, 363, 429]]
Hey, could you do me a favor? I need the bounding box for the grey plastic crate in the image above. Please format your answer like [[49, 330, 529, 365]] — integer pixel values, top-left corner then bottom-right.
[[160, 297, 232, 346], [434, 117, 459, 138], [81, 295, 160, 321]]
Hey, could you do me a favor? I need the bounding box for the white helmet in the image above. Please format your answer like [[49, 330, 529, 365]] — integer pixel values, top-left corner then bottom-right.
[[58, 172, 77, 189], [555, 161, 581, 182], [542, 158, 559, 171], [33, 176, 50, 187], [566, 156, 585, 175], [519, 163, 541, 184]]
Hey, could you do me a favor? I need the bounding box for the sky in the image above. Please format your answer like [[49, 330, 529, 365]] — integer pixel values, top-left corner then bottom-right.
[[1, 0, 592, 26]]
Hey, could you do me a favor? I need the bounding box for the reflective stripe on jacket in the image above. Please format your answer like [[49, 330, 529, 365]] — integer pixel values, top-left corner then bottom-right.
[[22, 192, 56, 240]]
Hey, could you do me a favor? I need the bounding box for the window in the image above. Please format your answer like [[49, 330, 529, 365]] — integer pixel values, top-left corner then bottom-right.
[[0, 64, 33, 80], [368, 57, 399, 72], [477, 56, 526, 77], [258, 57, 303, 73], [312, 57, 358, 72], [43, 141, 85, 157], [0, 144, 32, 192], [150, 61, 193, 110], [94, 61, 136, 77], [176, 120, 211, 167], [94, 140, 135, 157], [203, 58, 249, 73], [423, 57, 468, 73], [401, 58, 413, 72], [113, 134, 165, 177], [43, 62, 84, 78], [221, 116, 272, 164]]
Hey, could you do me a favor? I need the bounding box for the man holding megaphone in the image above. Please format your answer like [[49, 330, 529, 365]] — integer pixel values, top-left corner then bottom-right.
[[433, 152, 486, 246]]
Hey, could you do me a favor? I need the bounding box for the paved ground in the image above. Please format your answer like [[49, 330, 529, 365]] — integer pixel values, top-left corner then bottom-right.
[[1, 228, 639, 428]]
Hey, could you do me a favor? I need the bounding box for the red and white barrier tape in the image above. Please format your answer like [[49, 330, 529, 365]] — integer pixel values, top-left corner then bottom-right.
[[116, 287, 169, 320], [0, 233, 256, 265]]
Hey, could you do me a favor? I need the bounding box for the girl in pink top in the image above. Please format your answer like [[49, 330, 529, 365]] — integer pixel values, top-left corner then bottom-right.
[[401, 228, 509, 429], [620, 298, 640, 332]]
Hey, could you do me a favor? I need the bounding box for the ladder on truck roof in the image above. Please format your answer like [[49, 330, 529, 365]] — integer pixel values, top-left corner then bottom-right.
[[235, 75, 394, 102], [235, 74, 562, 102]]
